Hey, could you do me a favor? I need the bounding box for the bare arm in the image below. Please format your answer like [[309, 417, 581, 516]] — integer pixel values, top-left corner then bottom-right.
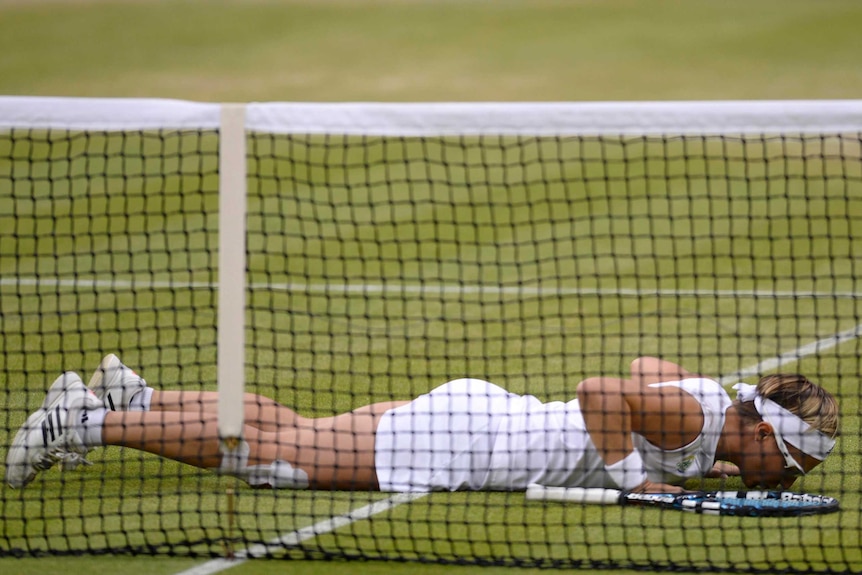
[[629, 356, 700, 385], [577, 357, 708, 493], [629, 359, 740, 480]]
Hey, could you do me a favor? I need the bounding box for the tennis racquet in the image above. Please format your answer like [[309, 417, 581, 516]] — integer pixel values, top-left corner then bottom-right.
[[525, 485, 839, 517]]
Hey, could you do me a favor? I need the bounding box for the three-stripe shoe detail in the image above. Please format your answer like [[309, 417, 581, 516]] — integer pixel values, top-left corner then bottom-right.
[[5, 372, 103, 488], [41, 405, 64, 447]]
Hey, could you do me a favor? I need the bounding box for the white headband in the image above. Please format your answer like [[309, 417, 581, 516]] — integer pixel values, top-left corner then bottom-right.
[[733, 383, 836, 465]]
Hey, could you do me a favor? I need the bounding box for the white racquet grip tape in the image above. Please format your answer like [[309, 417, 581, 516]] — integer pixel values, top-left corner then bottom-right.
[[526, 484, 622, 505]]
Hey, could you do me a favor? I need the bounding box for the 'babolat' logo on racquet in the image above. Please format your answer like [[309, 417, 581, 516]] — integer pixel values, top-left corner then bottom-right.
[[780, 492, 831, 504], [625, 493, 676, 504]]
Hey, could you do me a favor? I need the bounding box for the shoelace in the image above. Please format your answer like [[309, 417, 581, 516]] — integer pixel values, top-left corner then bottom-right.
[[35, 447, 93, 472]]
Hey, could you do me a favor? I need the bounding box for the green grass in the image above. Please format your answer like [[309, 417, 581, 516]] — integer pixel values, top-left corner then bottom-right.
[[1, 0, 862, 102], [2, 1, 862, 575], [2, 130, 861, 571]]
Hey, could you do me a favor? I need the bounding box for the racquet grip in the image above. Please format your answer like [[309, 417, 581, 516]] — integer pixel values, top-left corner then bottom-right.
[[525, 485, 623, 505]]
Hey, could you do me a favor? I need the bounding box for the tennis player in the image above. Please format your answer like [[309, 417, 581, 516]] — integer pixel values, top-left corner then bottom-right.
[[6, 356, 838, 493]]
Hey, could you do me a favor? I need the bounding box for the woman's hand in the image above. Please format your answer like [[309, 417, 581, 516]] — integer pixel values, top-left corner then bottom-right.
[[629, 479, 688, 494], [705, 462, 740, 479]]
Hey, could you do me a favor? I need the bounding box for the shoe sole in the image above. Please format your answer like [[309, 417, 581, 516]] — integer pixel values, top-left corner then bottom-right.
[[6, 373, 84, 489]]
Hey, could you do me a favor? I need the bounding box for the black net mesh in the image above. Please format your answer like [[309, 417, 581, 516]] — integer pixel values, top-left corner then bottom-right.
[[1, 121, 861, 572]]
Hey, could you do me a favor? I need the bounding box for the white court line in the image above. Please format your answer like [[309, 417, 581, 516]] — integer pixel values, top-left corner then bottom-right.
[[1, 276, 859, 299], [176, 492, 428, 575], [716, 322, 862, 385], [174, 322, 862, 575]]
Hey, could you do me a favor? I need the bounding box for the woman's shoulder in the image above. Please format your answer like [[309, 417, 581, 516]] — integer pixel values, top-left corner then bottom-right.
[[650, 377, 731, 406]]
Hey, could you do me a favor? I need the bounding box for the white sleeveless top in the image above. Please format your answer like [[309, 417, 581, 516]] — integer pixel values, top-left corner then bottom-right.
[[633, 378, 732, 484], [374, 377, 731, 492]]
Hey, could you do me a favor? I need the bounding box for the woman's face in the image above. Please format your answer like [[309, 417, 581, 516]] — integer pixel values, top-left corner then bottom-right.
[[740, 424, 821, 489]]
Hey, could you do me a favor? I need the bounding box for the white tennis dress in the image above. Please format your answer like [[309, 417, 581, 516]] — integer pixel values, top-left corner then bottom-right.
[[374, 377, 731, 492]]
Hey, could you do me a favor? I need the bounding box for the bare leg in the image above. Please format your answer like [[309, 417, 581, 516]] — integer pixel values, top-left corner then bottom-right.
[[101, 400, 408, 489], [149, 390, 299, 432]]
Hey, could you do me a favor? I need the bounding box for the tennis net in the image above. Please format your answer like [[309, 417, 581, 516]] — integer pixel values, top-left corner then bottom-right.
[[1, 97, 861, 571]]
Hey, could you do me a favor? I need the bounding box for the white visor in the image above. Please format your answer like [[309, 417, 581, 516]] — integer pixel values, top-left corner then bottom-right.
[[733, 383, 836, 468]]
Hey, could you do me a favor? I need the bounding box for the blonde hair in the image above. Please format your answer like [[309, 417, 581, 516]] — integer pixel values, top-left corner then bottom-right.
[[735, 374, 839, 438]]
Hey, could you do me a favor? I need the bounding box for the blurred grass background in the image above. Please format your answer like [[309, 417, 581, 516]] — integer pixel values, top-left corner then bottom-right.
[[1, 1, 862, 575], [2, 0, 861, 102]]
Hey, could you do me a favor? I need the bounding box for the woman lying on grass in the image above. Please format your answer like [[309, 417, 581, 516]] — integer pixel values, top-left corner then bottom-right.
[[6, 355, 838, 494]]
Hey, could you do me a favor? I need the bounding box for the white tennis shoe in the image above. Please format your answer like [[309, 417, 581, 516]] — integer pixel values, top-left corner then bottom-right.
[[88, 354, 147, 411], [5, 372, 103, 489]]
